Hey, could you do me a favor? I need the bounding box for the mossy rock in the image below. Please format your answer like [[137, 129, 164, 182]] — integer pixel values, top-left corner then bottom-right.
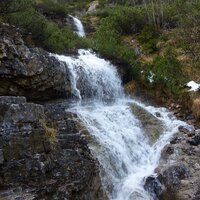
[[130, 103, 163, 144]]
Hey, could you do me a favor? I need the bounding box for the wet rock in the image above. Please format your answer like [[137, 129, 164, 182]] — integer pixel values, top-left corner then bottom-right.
[[188, 132, 200, 146], [195, 129, 200, 134], [178, 126, 191, 134], [155, 112, 161, 117], [144, 175, 163, 200], [0, 23, 71, 101], [130, 103, 163, 144], [145, 164, 190, 200]]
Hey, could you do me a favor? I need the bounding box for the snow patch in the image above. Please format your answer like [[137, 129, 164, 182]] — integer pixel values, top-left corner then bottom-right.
[[148, 71, 155, 83], [187, 81, 200, 92]]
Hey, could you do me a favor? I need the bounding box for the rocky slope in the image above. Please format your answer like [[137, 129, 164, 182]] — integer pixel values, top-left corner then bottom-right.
[[145, 126, 200, 200], [0, 23, 106, 200]]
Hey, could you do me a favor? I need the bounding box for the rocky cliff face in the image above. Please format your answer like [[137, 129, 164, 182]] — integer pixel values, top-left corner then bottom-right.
[[0, 24, 106, 200], [0, 23, 71, 102]]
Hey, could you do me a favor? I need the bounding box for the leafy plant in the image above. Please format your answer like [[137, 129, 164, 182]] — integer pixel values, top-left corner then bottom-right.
[[145, 47, 184, 99], [137, 25, 158, 53]]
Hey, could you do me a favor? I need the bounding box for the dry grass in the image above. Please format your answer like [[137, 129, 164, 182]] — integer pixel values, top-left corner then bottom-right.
[[35, 0, 44, 4], [39, 119, 57, 144], [124, 80, 138, 94], [192, 98, 200, 121]]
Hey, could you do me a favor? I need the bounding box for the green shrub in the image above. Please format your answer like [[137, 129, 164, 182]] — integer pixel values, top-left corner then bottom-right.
[[0, 0, 34, 14], [96, 6, 145, 35], [36, 0, 68, 17], [92, 5, 145, 80], [145, 47, 184, 98], [6, 6, 89, 53], [137, 25, 158, 53]]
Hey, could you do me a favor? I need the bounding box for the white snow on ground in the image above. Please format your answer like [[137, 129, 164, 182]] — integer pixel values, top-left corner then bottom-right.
[[148, 71, 155, 83], [187, 81, 200, 91]]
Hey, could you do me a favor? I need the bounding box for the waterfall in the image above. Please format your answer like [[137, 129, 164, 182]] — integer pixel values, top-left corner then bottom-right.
[[69, 15, 85, 37], [53, 49, 188, 199], [54, 50, 123, 101]]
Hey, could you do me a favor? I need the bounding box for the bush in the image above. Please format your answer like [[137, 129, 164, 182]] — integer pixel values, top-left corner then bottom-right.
[[0, 0, 34, 14], [6, 6, 89, 53], [92, 6, 145, 80], [144, 47, 184, 98], [2, 0, 91, 53], [137, 25, 158, 53], [96, 6, 145, 35], [36, 0, 68, 17]]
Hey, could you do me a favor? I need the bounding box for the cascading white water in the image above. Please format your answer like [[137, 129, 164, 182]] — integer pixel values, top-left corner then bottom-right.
[[54, 50, 123, 101], [53, 49, 189, 200], [69, 15, 85, 37]]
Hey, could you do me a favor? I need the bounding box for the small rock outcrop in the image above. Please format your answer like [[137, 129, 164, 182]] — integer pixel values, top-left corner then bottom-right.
[[0, 23, 71, 102], [87, 1, 99, 14], [0, 96, 106, 200]]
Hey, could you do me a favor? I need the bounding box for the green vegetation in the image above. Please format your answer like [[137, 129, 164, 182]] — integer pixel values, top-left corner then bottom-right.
[[36, 0, 69, 17], [144, 48, 184, 99], [0, 0, 89, 53], [137, 25, 158, 53], [92, 6, 147, 79], [90, 0, 200, 104]]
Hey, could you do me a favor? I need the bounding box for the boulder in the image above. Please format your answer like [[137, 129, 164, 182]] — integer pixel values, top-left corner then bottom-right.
[[130, 103, 163, 144], [188, 132, 200, 146], [87, 1, 99, 14]]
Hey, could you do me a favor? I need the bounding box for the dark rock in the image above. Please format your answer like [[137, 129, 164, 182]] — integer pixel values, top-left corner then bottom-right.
[[144, 175, 163, 200], [161, 144, 174, 160], [160, 164, 189, 186], [0, 149, 4, 165], [0, 23, 71, 102], [170, 136, 179, 144], [155, 112, 161, 117], [178, 126, 190, 134], [188, 133, 200, 146], [145, 164, 190, 200], [0, 97, 106, 200], [0, 96, 26, 104], [187, 132, 195, 137]]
